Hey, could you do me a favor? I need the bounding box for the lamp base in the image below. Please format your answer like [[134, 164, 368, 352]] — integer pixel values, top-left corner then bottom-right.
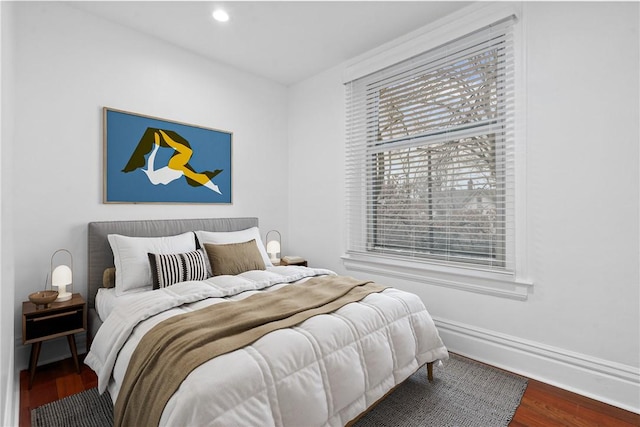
[[56, 291, 72, 302]]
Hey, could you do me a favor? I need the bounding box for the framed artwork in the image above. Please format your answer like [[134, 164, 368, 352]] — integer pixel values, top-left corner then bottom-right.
[[104, 107, 232, 204]]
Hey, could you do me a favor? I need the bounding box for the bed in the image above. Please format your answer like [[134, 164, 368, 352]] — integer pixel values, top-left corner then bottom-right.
[[84, 217, 448, 427]]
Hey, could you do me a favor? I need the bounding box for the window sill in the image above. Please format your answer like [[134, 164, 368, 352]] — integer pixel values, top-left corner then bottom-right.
[[341, 252, 532, 300]]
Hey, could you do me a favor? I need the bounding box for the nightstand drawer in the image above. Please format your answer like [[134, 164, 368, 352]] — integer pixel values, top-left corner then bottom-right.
[[24, 309, 84, 342]]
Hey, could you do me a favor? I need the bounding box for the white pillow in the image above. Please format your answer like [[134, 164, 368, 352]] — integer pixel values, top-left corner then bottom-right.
[[195, 227, 273, 275], [108, 232, 196, 295]]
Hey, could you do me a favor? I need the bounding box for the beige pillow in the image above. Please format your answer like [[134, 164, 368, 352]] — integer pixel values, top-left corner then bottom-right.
[[204, 239, 266, 276]]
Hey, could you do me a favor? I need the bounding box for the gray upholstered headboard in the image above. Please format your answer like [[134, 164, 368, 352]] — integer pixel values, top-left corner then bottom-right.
[[87, 217, 259, 309]]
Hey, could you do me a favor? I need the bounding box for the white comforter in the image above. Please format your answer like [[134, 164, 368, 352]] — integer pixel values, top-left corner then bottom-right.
[[85, 266, 448, 427]]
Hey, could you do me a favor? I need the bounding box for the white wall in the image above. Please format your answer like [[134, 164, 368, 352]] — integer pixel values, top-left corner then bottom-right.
[[10, 2, 290, 368], [288, 2, 639, 413], [3, 1, 639, 423], [0, 1, 17, 424]]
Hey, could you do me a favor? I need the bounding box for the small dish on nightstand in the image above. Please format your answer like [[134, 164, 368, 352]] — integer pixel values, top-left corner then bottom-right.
[[28, 290, 58, 308]]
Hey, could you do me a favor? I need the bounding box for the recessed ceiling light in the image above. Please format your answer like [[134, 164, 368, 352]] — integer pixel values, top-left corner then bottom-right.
[[212, 9, 229, 22]]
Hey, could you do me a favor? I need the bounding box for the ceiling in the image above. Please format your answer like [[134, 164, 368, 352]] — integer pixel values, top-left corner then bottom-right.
[[68, 1, 472, 86]]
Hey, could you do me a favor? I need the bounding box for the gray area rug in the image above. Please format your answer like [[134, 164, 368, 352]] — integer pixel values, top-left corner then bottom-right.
[[30, 387, 113, 427], [354, 354, 528, 426], [31, 354, 527, 427]]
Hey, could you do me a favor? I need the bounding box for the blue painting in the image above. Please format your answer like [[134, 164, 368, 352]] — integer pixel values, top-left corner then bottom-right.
[[104, 108, 232, 204]]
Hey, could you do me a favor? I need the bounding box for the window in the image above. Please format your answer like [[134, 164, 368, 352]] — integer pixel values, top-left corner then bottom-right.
[[345, 17, 516, 274]]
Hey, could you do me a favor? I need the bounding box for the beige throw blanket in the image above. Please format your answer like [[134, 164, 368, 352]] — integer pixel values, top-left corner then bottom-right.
[[114, 275, 387, 427]]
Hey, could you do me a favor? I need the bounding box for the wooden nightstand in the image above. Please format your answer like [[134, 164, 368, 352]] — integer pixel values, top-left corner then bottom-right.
[[22, 293, 87, 388]]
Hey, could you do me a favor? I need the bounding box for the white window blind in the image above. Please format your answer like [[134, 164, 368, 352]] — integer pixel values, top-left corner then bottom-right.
[[345, 17, 516, 272]]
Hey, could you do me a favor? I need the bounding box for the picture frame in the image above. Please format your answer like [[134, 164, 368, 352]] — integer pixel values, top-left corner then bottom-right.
[[103, 107, 232, 204]]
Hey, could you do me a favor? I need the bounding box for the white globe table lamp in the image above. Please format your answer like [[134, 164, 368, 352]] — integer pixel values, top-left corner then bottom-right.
[[265, 230, 281, 265], [51, 249, 73, 302]]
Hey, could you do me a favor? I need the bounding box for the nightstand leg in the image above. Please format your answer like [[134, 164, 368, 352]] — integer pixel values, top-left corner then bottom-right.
[[28, 342, 41, 389], [67, 334, 80, 374]]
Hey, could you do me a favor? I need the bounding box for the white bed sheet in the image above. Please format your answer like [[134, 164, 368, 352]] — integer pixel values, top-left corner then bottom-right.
[[95, 287, 141, 322], [95, 266, 305, 321]]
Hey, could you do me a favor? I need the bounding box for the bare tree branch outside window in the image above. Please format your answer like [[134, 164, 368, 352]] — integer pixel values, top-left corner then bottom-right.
[[368, 45, 506, 265]]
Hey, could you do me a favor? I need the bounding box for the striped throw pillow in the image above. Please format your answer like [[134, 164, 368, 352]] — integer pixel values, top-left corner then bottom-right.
[[148, 249, 209, 289]]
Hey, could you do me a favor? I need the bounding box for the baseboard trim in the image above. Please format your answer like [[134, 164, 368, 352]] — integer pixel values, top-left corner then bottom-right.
[[434, 316, 640, 414], [3, 350, 17, 427], [10, 371, 18, 427]]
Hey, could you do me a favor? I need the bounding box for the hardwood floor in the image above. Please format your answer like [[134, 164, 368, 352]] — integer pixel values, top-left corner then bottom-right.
[[511, 380, 639, 427], [19, 355, 639, 427], [19, 355, 96, 427]]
